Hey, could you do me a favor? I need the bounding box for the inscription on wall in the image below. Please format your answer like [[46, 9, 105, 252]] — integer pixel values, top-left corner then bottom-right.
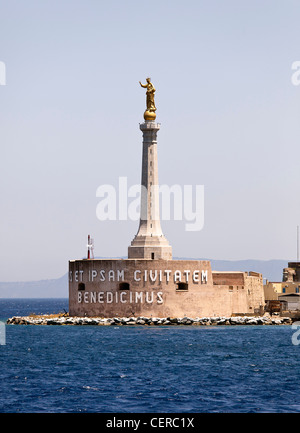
[[78, 290, 163, 305], [71, 268, 209, 305], [69, 269, 208, 284]]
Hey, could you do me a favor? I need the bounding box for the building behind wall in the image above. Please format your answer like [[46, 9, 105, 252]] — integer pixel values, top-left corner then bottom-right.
[[264, 262, 300, 313]]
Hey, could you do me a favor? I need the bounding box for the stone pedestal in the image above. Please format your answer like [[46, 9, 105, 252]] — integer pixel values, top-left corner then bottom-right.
[[128, 121, 172, 260]]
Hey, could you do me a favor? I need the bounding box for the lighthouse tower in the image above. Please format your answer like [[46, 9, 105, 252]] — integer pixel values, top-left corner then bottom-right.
[[128, 79, 172, 260]]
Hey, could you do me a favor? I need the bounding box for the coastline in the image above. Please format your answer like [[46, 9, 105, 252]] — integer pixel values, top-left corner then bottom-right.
[[6, 315, 293, 326]]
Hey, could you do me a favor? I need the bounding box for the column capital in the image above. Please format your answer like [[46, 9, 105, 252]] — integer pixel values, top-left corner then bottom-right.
[[139, 121, 161, 132]]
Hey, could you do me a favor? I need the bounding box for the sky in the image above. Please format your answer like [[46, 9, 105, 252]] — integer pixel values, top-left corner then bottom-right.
[[1, 0, 300, 281]]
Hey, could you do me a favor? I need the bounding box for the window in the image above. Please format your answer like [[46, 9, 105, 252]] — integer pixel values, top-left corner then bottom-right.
[[282, 287, 286, 294], [151, 253, 155, 260], [176, 283, 188, 291], [119, 282, 130, 290], [296, 287, 299, 294], [78, 283, 85, 291]]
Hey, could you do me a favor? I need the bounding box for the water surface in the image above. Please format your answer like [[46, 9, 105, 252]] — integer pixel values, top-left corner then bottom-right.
[[0, 299, 299, 413]]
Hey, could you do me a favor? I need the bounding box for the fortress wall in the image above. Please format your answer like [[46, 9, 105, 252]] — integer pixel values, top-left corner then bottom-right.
[[245, 273, 265, 313], [212, 272, 246, 286], [212, 271, 265, 314], [69, 259, 265, 318]]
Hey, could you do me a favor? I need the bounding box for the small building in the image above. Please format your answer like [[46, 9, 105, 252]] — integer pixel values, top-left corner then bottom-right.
[[264, 262, 300, 312], [278, 293, 300, 311], [283, 262, 300, 282]]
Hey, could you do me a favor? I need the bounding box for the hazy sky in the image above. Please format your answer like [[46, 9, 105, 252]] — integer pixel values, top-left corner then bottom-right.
[[1, 0, 300, 281]]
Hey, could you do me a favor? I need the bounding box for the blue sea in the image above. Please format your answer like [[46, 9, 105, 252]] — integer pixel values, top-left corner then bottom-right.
[[1, 298, 300, 413]]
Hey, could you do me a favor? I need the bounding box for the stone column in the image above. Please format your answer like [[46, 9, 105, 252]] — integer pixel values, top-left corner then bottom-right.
[[128, 121, 172, 260]]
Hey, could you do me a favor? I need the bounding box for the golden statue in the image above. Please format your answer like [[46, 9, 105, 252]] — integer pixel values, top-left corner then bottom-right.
[[139, 78, 156, 121]]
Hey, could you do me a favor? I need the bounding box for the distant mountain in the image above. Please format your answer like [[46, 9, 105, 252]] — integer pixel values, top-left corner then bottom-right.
[[205, 259, 287, 282], [0, 259, 288, 298], [0, 273, 68, 298]]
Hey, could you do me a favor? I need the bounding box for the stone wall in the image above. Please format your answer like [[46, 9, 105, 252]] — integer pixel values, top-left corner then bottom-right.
[[7, 315, 292, 326]]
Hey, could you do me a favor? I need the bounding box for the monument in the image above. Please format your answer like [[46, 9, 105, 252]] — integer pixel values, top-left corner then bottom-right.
[[68, 79, 265, 318], [128, 78, 172, 260]]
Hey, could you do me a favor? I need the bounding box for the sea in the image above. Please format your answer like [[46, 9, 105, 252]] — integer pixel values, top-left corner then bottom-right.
[[1, 298, 300, 413]]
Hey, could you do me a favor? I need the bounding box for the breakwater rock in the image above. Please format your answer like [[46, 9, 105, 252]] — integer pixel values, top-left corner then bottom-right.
[[6, 315, 292, 326]]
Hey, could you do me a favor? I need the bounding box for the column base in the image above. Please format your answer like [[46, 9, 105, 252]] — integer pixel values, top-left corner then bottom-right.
[[128, 235, 172, 260]]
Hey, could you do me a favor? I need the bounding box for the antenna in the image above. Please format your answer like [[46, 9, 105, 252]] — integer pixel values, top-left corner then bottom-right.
[[87, 235, 94, 259], [297, 226, 299, 262]]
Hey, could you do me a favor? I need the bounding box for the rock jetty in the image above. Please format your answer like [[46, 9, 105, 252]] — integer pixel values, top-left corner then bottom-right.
[[6, 315, 292, 326]]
